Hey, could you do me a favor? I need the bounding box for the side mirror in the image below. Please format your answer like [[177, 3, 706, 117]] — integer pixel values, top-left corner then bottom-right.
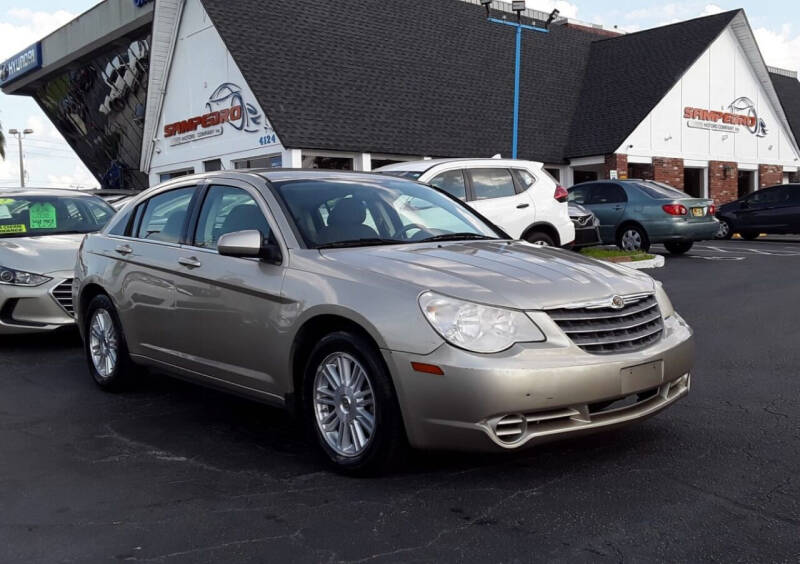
[[218, 230, 282, 264]]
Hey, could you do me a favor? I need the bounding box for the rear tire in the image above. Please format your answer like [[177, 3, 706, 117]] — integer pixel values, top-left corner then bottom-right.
[[715, 219, 733, 240], [524, 231, 555, 247], [740, 231, 760, 241], [664, 241, 693, 255], [617, 225, 650, 252], [84, 294, 135, 391], [303, 331, 405, 476]]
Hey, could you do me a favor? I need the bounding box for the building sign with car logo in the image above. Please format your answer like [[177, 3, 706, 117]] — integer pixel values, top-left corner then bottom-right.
[[0, 43, 42, 87], [683, 97, 768, 137], [163, 82, 265, 146]]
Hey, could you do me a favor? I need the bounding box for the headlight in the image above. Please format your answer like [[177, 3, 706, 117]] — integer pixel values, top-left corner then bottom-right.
[[0, 266, 51, 287], [419, 292, 545, 353], [654, 282, 675, 318]]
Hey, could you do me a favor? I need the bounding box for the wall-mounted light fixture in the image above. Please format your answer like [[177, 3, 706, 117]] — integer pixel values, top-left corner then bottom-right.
[[768, 144, 774, 151], [723, 165, 734, 179], [664, 134, 673, 142], [722, 134, 729, 141]]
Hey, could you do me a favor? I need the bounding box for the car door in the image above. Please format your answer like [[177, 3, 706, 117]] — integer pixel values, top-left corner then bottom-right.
[[169, 181, 286, 396], [737, 188, 783, 232], [586, 183, 628, 242], [464, 168, 533, 238], [108, 184, 200, 365]]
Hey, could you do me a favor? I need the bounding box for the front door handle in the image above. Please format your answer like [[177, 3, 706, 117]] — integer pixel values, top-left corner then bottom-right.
[[516, 203, 530, 209], [178, 256, 202, 269], [614, 206, 623, 211], [115, 244, 133, 255]]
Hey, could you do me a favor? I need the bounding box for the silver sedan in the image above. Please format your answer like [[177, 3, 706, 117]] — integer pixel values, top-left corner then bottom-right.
[[74, 171, 693, 474], [0, 189, 114, 334]]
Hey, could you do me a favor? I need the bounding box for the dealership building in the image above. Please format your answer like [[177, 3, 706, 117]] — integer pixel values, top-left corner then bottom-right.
[[3, 0, 800, 203]]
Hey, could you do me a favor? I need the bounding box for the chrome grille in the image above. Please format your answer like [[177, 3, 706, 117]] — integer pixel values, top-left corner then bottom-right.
[[51, 279, 75, 317], [547, 294, 663, 354]]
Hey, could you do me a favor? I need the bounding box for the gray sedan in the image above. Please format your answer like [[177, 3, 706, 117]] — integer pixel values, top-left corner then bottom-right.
[[74, 171, 694, 474]]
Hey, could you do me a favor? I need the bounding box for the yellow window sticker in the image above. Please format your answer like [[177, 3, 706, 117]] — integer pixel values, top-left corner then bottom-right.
[[0, 224, 27, 234], [29, 202, 57, 230], [0, 198, 15, 205]]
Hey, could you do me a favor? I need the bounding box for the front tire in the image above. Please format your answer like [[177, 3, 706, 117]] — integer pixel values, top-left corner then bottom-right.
[[303, 331, 405, 475], [84, 294, 135, 391], [740, 231, 760, 241], [617, 225, 650, 252], [664, 241, 693, 255]]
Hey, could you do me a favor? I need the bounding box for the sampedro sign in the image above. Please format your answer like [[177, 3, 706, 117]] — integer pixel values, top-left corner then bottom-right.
[[164, 105, 243, 145], [683, 97, 767, 137]]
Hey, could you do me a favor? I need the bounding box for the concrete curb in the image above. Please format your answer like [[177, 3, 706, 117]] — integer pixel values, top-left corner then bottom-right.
[[619, 254, 666, 270]]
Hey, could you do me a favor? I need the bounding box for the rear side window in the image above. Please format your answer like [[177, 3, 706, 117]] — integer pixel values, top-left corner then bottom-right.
[[512, 169, 537, 191], [636, 181, 688, 199], [590, 184, 628, 204], [135, 187, 195, 243], [788, 186, 800, 203], [429, 170, 467, 200], [194, 185, 271, 249], [468, 169, 516, 200]]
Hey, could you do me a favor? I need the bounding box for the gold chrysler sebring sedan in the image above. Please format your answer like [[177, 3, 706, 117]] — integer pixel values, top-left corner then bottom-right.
[[74, 170, 693, 474]]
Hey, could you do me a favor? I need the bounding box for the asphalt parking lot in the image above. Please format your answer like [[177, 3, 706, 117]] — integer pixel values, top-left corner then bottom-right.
[[2, 238, 799, 563]]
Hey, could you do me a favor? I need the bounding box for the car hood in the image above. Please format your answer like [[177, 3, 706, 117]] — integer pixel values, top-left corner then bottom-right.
[[320, 241, 655, 310], [0, 234, 84, 275]]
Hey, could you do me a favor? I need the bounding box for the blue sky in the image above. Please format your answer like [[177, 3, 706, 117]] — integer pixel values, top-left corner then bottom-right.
[[0, 0, 798, 188]]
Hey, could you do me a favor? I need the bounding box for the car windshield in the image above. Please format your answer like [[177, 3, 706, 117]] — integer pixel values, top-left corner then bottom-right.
[[378, 171, 423, 180], [0, 195, 115, 238], [636, 181, 690, 200], [271, 177, 502, 248]]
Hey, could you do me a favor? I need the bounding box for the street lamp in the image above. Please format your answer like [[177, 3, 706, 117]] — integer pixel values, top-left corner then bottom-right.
[[482, 2, 555, 159], [7, 128, 34, 187]]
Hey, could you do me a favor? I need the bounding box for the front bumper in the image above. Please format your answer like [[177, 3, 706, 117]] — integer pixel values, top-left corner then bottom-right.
[[0, 272, 75, 335], [385, 313, 693, 451], [571, 224, 601, 247]]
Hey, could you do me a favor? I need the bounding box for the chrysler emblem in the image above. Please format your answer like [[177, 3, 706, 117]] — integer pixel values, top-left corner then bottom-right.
[[610, 295, 625, 309]]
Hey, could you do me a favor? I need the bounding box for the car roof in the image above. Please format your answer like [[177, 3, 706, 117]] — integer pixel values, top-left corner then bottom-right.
[[374, 158, 544, 172], [0, 187, 101, 198]]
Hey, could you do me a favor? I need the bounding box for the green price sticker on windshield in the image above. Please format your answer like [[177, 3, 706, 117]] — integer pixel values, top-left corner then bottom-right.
[[29, 203, 57, 230]]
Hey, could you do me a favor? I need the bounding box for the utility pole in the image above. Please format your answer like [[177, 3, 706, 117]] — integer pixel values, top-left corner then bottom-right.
[[7, 128, 34, 187]]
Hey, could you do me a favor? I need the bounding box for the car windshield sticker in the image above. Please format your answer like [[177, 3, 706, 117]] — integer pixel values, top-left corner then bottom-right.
[[0, 224, 27, 234], [0, 205, 11, 220], [0, 198, 15, 205], [29, 202, 57, 229]]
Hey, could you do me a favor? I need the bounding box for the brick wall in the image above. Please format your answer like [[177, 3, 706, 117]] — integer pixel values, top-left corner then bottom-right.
[[603, 154, 628, 180], [759, 164, 783, 188], [652, 157, 684, 189], [709, 161, 738, 204]]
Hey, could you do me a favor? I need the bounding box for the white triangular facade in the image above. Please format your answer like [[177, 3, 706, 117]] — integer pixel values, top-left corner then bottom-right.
[[146, 0, 284, 183], [618, 18, 800, 170]]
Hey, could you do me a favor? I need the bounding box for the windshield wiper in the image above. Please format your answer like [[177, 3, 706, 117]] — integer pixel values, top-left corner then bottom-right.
[[418, 233, 499, 243], [316, 238, 403, 249]]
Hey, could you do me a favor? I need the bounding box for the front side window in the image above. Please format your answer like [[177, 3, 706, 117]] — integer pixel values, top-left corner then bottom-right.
[[568, 186, 591, 205], [272, 177, 500, 248], [194, 186, 271, 249], [748, 188, 787, 205], [0, 195, 114, 239], [590, 184, 628, 204], [469, 169, 516, 200], [136, 187, 195, 243], [429, 170, 467, 200]]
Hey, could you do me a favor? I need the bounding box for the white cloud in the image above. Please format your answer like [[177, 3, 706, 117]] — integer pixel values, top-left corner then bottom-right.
[[0, 8, 76, 60], [754, 24, 800, 74], [523, 0, 579, 19], [700, 4, 724, 17]]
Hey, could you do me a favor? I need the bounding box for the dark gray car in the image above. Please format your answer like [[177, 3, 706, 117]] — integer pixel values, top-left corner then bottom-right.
[[74, 171, 693, 474]]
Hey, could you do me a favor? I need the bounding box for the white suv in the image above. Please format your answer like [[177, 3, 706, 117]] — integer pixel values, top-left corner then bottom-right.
[[376, 159, 574, 246]]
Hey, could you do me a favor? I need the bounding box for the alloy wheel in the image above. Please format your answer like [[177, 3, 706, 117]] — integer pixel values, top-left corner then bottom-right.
[[313, 352, 376, 457], [621, 229, 642, 251], [716, 221, 730, 239], [89, 309, 119, 379]]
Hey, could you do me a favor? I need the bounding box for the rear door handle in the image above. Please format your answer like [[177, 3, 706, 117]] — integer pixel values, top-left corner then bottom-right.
[[516, 203, 530, 209], [115, 244, 133, 255], [178, 256, 202, 269]]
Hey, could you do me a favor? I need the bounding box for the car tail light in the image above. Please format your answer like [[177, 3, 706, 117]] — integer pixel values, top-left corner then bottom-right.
[[708, 204, 716, 215], [554, 184, 569, 203], [662, 204, 687, 216]]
